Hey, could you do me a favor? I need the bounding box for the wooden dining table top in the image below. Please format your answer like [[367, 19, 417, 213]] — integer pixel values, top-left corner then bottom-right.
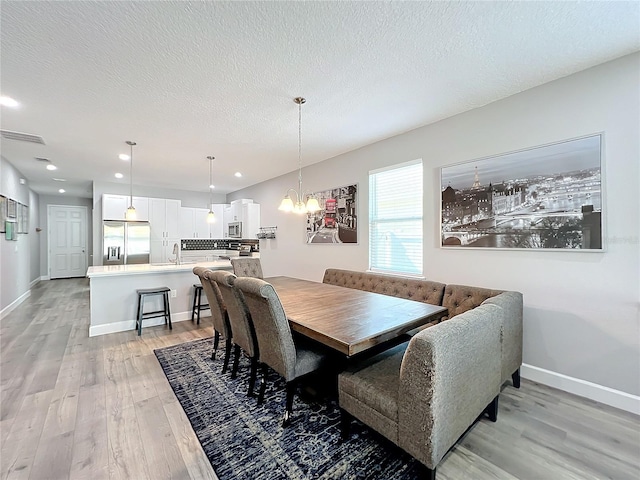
[[266, 276, 448, 357]]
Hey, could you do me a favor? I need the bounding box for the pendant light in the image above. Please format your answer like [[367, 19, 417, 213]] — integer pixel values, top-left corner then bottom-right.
[[206, 156, 216, 223], [125, 141, 137, 220], [278, 97, 320, 214]]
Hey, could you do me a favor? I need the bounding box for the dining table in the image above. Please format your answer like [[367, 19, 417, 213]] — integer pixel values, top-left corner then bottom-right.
[[266, 276, 448, 357]]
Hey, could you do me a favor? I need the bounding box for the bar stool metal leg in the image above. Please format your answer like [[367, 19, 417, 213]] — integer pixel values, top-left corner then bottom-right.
[[196, 288, 202, 325], [165, 291, 172, 329], [191, 287, 198, 322]]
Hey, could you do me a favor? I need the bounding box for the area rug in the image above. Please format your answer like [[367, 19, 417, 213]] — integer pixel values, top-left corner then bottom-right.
[[154, 337, 424, 480]]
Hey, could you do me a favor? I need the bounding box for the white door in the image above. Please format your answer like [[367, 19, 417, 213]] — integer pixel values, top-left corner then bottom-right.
[[49, 205, 88, 279]]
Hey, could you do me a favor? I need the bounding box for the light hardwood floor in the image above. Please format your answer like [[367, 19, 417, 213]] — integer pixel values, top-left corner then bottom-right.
[[1, 278, 638, 479]]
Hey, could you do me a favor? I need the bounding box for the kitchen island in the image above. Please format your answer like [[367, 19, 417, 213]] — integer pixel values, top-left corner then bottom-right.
[[86, 258, 237, 336]]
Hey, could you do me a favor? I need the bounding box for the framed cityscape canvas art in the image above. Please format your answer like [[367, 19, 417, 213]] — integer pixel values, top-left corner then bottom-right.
[[440, 134, 603, 250], [305, 184, 357, 244]]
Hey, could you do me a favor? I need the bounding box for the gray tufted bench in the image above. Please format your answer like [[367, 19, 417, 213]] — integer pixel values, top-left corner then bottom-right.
[[322, 268, 523, 388]]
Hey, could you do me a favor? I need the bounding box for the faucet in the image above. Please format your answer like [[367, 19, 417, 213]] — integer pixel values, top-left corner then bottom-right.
[[171, 243, 181, 265]]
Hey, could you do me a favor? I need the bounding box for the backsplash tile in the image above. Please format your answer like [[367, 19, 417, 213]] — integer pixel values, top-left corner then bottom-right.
[[181, 239, 259, 251]]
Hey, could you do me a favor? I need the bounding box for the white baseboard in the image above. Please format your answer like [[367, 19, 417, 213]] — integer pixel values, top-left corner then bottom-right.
[[521, 363, 640, 415], [29, 277, 40, 288], [0, 289, 31, 320], [88, 310, 192, 337], [40, 275, 50, 281]]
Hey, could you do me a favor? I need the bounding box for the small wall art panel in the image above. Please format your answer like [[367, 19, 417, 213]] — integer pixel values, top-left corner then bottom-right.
[[306, 184, 358, 244], [440, 134, 603, 250]]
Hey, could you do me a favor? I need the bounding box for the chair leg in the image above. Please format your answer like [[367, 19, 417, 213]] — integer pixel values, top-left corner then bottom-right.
[[418, 464, 436, 480], [283, 381, 296, 427], [222, 338, 232, 374], [247, 357, 258, 397], [231, 345, 241, 379], [212, 331, 220, 360], [257, 363, 268, 405], [191, 287, 197, 322], [340, 408, 353, 441], [512, 368, 521, 389], [485, 395, 499, 422]]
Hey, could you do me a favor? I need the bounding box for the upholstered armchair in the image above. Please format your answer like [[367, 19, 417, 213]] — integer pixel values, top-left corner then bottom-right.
[[234, 277, 330, 426], [231, 257, 264, 279]]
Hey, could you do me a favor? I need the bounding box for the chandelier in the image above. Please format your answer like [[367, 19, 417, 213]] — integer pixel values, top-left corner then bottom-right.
[[278, 97, 320, 214]]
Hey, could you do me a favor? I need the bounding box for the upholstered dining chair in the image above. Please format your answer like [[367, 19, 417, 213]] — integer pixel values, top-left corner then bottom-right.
[[209, 270, 260, 396], [193, 267, 232, 373], [230, 257, 264, 279], [234, 277, 329, 427]]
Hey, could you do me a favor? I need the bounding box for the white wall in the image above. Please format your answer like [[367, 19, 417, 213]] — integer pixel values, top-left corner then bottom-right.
[[29, 190, 40, 283], [92, 181, 227, 266], [0, 156, 39, 313], [38, 195, 93, 277], [230, 53, 640, 398]]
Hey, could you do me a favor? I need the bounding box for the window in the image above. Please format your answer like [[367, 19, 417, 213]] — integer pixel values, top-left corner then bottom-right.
[[369, 160, 423, 276]]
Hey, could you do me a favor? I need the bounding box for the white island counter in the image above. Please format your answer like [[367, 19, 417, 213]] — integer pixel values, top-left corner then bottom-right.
[[86, 258, 239, 336]]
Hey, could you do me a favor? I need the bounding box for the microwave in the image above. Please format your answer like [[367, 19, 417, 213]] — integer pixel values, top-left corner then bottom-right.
[[228, 222, 242, 238]]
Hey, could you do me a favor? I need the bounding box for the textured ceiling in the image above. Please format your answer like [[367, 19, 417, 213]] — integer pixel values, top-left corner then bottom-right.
[[1, 1, 638, 198]]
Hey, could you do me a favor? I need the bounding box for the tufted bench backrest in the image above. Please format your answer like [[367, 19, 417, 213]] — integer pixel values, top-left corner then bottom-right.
[[442, 284, 503, 318], [322, 269, 446, 306]]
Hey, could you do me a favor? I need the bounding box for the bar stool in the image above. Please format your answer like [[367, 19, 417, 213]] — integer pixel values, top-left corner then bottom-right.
[[136, 287, 172, 336], [191, 284, 210, 324]]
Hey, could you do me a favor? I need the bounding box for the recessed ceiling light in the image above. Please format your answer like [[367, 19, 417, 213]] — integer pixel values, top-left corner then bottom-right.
[[119, 153, 130, 161], [115, 172, 124, 179], [58, 189, 66, 193], [234, 172, 242, 178], [0, 96, 19, 108], [46, 164, 57, 171], [52, 178, 66, 182], [209, 184, 215, 189]]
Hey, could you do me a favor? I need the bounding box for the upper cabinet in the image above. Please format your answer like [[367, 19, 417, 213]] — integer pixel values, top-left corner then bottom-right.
[[179, 207, 211, 239], [223, 199, 260, 239], [209, 204, 226, 239], [149, 198, 180, 240], [242, 203, 261, 239], [179, 204, 226, 239], [103, 194, 149, 221]]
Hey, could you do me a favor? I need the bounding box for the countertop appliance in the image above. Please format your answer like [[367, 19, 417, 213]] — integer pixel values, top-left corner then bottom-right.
[[228, 221, 242, 238], [103, 220, 151, 265]]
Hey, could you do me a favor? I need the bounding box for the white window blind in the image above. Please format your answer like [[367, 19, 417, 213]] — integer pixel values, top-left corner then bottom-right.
[[369, 160, 423, 276]]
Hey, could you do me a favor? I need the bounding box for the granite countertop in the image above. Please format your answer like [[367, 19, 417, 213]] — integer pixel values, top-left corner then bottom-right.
[[86, 259, 233, 278]]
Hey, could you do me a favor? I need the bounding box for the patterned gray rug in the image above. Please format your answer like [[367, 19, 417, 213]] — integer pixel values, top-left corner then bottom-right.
[[154, 337, 424, 480]]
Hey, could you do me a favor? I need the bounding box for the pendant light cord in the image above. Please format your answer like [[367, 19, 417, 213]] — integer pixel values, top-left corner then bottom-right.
[[129, 142, 133, 205], [298, 99, 302, 196]]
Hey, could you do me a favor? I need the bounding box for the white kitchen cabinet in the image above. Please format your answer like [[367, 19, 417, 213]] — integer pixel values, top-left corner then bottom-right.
[[179, 207, 211, 238], [241, 203, 261, 239], [102, 194, 127, 220], [103, 195, 149, 221], [209, 204, 225, 239], [149, 198, 181, 262], [223, 200, 260, 239], [150, 239, 179, 264], [149, 198, 180, 239]]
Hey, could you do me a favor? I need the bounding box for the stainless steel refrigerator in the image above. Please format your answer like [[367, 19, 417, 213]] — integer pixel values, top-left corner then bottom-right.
[[103, 221, 151, 265]]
